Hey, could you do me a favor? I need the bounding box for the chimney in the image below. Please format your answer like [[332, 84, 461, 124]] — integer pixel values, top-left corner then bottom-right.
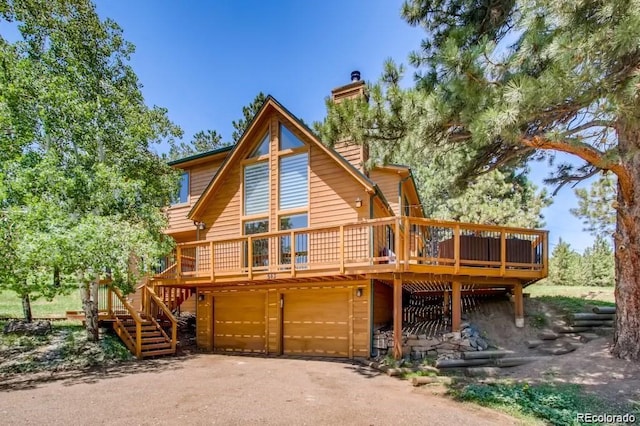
[[330, 71, 369, 173]]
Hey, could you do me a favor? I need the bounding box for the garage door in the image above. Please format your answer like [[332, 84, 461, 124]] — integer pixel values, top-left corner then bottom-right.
[[213, 292, 266, 353], [283, 290, 349, 357]]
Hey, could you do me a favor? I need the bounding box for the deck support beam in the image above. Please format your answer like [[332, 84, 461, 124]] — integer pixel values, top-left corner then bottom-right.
[[443, 290, 450, 316], [393, 274, 403, 360], [513, 282, 524, 328], [451, 281, 461, 332]]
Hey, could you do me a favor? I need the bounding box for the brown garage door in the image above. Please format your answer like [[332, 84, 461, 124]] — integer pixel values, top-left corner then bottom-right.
[[283, 290, 349, 357], [213, 292, 266, 353]]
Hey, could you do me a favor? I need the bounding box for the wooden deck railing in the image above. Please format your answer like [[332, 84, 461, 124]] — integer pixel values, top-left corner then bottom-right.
[[151, 217, 548, 283], [141, 286, 177, 353]]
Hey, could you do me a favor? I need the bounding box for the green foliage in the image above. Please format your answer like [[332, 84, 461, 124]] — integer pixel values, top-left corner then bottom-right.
[[529, 312, 547, 329], [0, 0, 181, 329], [453, 382, 600, 426], [582, 236, 615, 287], [571, 174, 616, 239], [231, 92, 267, 143], [547, 238, 583, 286], [545, 237, 614, 287]]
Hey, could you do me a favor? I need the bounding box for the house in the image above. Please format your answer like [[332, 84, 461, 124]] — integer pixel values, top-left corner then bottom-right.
[[102, 73, 548, 359]]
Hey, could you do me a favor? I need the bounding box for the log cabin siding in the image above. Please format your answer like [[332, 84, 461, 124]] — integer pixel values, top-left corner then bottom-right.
[[166, 157, 225, 235], [370, 169, 401, 216], [202, 160, 242, 240], [309, 144, 371, 228]]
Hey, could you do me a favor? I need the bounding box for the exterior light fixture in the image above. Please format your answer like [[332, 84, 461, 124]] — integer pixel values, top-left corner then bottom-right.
[[198, 293, 205, 302], [355, 197, 362, 208], [193, 221, 206, 230], [356, 288, 363, 297]]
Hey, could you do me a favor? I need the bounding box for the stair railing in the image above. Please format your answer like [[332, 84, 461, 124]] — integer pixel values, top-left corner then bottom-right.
[[143, 285, 178, 353], [109, 284, 144, 358]]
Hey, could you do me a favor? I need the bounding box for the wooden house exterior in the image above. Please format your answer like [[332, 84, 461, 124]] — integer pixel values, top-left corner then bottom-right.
[[99, 76, 547, 360]]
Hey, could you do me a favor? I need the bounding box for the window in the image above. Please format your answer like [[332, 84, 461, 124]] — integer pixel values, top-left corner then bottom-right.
[[248, 132, 270, 158], [279, 153, 308, 210], [244, 219, 269, 268], [172, 171, 189, 205], [279, 214, 308, 265], [279, 124, 304, 150], [244, 162, 269, 215]]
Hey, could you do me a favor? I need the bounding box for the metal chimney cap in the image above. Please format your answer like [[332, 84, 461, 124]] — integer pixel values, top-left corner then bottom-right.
[[351, 70, 361, 82]]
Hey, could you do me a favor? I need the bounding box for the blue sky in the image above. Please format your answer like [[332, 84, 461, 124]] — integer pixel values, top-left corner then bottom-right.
[[92, 1, 594, 252]]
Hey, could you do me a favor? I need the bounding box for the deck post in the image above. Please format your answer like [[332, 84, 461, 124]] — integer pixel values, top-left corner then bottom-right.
[[451, 281, 461, 332], [514, 283, 524, 328], [443, 289, 450, 316], [393, 274, 403, 359]]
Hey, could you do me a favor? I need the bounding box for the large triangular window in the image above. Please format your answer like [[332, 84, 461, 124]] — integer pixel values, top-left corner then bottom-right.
[[279, 124, 304, 150], [248, 132, 270, 158]]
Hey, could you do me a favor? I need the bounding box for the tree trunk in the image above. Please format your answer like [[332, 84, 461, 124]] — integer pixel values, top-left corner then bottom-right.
[[21, 293, 33, 322], [612, 119, 640, 360], [81, 279, 100, 342]]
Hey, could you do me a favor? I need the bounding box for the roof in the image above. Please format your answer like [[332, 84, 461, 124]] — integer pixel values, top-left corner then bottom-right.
[[167, 145, 234, 167], [189, 95, 389, 220]]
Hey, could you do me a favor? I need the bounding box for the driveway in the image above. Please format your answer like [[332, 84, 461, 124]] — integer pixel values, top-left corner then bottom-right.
[[0, 355, 517, 425]]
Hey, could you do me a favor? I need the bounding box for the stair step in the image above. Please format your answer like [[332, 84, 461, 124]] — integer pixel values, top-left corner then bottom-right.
[[141, 342, 172, 351], [142, 337, 170, 344], [141, 348, 175, 358], [125, 325, 158, 332]]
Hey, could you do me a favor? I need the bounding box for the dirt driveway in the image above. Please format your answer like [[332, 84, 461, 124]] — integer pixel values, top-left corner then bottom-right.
[[0, 355, 517, 425]]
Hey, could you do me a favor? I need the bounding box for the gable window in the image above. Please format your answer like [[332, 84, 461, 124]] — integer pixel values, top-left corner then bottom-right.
[[172, 171, 189, 205], [280, 124, 304, 150], [249, 132, 270, 158], [279, 153, 308, 210]]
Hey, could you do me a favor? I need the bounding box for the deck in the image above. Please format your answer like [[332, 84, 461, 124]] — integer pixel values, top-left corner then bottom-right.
[[151, 217, 548, 286]]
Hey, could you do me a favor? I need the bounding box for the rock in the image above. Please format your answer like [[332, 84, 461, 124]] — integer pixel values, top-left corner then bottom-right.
[[537, 330, 559, 340], [3, 319, 52, 335], [476, 338, 489, 350], [417, 334, 427, 340]]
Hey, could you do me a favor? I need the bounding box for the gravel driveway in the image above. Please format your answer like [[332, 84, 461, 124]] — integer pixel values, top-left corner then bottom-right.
[[0, 355, 517, 425]]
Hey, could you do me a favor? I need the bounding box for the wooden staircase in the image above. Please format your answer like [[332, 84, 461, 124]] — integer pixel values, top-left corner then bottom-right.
[[103, 284, 179, 359]]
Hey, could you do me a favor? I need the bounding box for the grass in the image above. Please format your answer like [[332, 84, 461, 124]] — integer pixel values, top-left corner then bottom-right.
[[0, 290, 81, 319], [451, 381, 608, 426], [525, 285, 615, 315], [525, 285, 614, 302]]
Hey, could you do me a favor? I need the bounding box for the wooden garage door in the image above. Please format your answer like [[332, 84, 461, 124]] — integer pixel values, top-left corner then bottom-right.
[[283, 290, 349, 357], [213, 292, 266, 353]]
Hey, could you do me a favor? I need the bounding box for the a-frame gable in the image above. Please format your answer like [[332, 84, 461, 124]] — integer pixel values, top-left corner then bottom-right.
[[189, 96, 376, 220]]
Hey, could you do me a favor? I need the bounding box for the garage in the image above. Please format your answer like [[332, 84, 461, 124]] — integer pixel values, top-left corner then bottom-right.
[[213, 292, 266, 353], [282, 290, 350, 357]]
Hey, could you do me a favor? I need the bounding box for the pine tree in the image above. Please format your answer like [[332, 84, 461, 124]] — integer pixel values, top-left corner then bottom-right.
[[323, 0, 640, 360], [583, 236, 615, 287], [571, 174, 617, 239], [547, 239, 583, 286], [168, 129, 227, 161], [231, 92, 267, 143]]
